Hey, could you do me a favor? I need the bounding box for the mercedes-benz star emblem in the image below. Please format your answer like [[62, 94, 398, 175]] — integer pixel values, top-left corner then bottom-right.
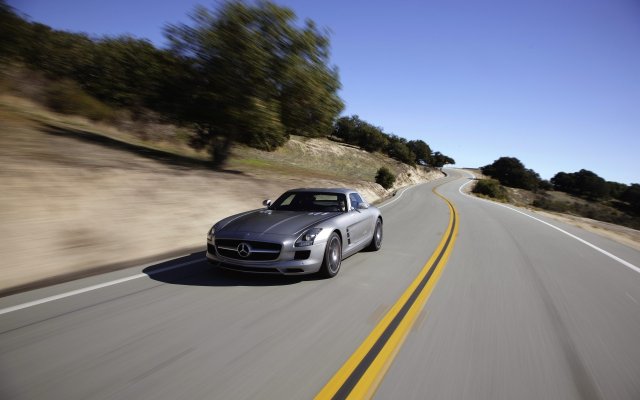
[[237, 242, 251, 258]]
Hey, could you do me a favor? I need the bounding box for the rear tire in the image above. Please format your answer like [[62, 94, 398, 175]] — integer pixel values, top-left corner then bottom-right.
[[367, 218, 383, 251], [319, 232, 342, 278]]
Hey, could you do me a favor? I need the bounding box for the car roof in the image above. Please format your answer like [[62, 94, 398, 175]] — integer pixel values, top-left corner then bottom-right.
[[286, 188, 355, 195]]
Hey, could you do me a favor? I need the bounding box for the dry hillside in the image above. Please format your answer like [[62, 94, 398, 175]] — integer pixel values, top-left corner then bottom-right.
[[0, 94, 442, 295], [463, 169, 640, 252]]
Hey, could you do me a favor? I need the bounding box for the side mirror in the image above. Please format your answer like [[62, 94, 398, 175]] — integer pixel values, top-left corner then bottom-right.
[[357, 202, 370, 210], [263, 199, 272, 207]]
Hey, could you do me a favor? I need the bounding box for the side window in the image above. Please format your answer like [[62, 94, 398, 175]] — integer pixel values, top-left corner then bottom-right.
[[280, 194, 295, 206], [349, 193, 362, 210]]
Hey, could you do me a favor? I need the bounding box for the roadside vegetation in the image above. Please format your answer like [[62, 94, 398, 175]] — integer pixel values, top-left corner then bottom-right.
[[477, 157, 640, 230], [0, 94, 443, 295], [375, 167, 396, 189], [332, 115, 454, 167], [0, 0, 454, 171], [0, 0, 449, 294], [472, 179, 508, 201]]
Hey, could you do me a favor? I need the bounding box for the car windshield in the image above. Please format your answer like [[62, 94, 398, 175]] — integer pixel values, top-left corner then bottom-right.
[[271, 192, 347, 212]]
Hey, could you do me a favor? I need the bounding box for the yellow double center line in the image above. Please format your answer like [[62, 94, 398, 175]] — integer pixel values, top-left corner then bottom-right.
[[315, 186, 459, 400]]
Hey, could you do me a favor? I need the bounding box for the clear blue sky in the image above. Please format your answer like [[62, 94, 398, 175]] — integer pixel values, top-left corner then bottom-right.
[[9, 0, 640, 184]]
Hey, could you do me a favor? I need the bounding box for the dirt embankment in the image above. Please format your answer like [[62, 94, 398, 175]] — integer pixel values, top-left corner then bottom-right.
[[0, 96, 442, 295], [232, 135, 441, 204]]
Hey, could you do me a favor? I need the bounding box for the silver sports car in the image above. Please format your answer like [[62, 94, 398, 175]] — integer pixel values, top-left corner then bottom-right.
[[206, 188, 383, 277]]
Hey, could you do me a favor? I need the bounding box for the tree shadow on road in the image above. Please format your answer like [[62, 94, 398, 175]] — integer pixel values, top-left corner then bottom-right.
[[41, 123, 244, 175]]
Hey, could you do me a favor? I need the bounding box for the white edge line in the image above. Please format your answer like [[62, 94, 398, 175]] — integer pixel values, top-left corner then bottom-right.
[[379, 177, 440, 209], [380, 172, 448, 209], [379, 185, 413, 209], [0, 258, 203, 316], [456, 170, 640, 275]]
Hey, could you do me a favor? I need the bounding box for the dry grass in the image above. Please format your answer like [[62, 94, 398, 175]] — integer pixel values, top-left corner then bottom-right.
[[505, 187, 537, 207], [0, 94, 442, 295]]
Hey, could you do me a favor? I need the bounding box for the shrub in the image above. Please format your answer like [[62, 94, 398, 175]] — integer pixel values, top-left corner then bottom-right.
[[532, 197, 570, 213], [375, 167, 396, 189], [481, 157, 541, 190], [472, 179, 508, 200], [45, 79, 116, 122]]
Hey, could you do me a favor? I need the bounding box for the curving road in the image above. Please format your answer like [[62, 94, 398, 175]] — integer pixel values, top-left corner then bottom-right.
[[1, 169, 639, 399]]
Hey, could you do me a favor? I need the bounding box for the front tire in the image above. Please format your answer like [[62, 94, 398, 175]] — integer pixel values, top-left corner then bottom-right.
[[367, 218, 383, 251], [319, 232, 342, 278]]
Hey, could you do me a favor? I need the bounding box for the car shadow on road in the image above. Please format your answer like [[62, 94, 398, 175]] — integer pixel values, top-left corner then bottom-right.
[[143, 252, 316, 287]]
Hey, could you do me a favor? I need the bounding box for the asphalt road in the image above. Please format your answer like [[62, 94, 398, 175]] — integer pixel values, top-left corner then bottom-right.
[[1, 169, 639, 399]]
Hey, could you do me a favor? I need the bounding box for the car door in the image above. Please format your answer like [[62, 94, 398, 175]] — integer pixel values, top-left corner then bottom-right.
[[346, 192, 371, 248]]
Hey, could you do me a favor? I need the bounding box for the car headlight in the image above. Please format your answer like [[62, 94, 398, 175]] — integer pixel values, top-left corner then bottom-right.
[[295, 228, 322, 247], [207, 225, 217, 241]]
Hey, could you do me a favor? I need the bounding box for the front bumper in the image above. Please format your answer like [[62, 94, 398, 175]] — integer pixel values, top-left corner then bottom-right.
[[206, 236, 326, 275]]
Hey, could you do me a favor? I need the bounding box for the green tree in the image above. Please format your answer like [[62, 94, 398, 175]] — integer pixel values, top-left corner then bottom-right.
[[551, 169, 609, 200], [386, 135, 415, 165], [0, 2, 178, 116], [622, 184, 640, 214], [357, 124, 388, 152], [81, 36, 173, 111], [333, 115, 360, 143], [538, 179, 553, 191], [606, 181, 628, 200], [407, 140, 432, 164], [574, 169, 608, 200], [431, 151, 455, 168], [332, 115, 387, 152], [10, 20, 96, 81], [0, 1, 33, 61], [166, 1, 343, 164], [550, 172, 576, 193], [277, 24, 343, 138], [481, 157, 540, 190]]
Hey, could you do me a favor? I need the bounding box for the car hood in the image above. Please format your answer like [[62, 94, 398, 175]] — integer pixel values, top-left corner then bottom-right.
[[218, 209, 337, 236]]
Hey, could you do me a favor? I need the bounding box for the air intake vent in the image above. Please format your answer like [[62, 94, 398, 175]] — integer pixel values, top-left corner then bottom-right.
[[294, 250, 311, 260]]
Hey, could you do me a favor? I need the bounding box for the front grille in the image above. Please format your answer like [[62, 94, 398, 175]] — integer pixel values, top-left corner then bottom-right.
[[215, 239, 281, 250], [214, 239, 282, 261]]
